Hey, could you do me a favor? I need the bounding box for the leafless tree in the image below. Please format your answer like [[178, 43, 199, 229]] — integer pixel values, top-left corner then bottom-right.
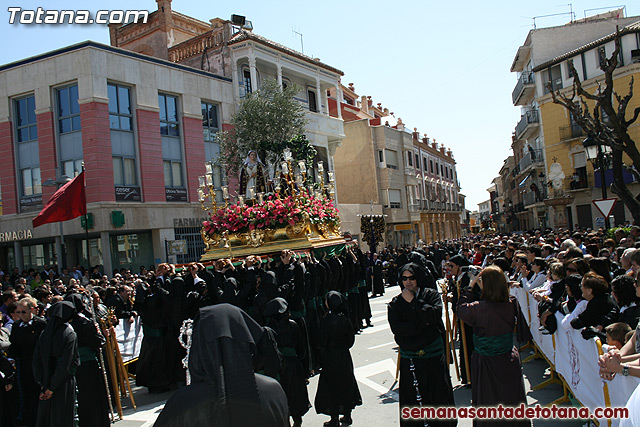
[[549, 29, 640, 224]]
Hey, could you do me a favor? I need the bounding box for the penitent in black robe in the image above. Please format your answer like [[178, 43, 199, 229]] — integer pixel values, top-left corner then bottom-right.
[[33, 302, 80, 427], [135, 280, 172, 392], [154, 304, 288, 427], [266, 314, 310, 420], [457, 288, 529, 427], [388, 285, 456, 427], [314, 292, 362, 417], [9, 315, 46, 427]]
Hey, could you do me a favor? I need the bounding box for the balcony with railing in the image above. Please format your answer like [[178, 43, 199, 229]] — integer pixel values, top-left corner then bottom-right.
[[512, 71, 535, 105], [559, 124, 585, 141], [523, 186, 547, 207], [514, 110, 540, 141], [168, 31, 224, 63], [565, 173, 589, 192], [519, 149, 543, 173]]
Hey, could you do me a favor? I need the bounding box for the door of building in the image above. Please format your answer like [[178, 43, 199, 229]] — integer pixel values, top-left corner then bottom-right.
[[576, 204, 593, 229], [566, 206, 574, 230]]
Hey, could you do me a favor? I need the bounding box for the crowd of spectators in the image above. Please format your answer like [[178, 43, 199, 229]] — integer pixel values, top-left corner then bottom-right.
[[1, 224, 640, 425]]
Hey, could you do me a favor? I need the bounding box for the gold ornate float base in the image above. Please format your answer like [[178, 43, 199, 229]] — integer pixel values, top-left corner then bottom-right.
[[200, 221, 345, 260]]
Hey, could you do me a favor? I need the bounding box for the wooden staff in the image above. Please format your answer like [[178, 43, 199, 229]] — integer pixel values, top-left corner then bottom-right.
[[439, 280, 461, 381], [456, 280, 471, 385], [88, 299, 115, 423], [99, 318, 123, 419]]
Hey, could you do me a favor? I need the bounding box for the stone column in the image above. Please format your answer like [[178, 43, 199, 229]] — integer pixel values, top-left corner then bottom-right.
[[100, 231, 112, 278], [315, 75, 322, 114], [335, 84, 343, 119], [230, 56, 240, 101], [276, 56, 283, 87], [13, 241, 23, 271], [248, 54, 257, 92]]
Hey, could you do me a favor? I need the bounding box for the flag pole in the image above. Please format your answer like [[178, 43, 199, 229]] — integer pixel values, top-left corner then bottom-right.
[[82, 163, 90, 276]]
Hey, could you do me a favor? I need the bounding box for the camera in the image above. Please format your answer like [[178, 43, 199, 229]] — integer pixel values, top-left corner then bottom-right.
[[461, 266, 481, 278]]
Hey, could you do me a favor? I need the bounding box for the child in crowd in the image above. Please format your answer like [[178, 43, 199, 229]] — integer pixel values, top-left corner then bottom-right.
[[606, 322, 632, 350]]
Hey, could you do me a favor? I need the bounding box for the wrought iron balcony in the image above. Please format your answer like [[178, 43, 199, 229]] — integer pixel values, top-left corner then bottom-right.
[[523, 186, 547, 207], [519, 148, 543, 172], [565, 175, 589, 191], [559, 124, 585, 141], [514, 110, 540, 141], [512, 71, 535, 105]]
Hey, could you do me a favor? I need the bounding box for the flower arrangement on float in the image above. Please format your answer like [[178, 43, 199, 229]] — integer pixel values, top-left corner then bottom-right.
[[197, 148, 344, 258], [202, 191, 340, 237]]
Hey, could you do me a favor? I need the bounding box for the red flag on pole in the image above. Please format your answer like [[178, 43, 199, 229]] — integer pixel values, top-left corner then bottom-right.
[[33, 171, 87, 228]]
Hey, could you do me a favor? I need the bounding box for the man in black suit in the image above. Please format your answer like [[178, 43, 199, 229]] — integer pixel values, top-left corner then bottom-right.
[[105, 285, 137, 323]]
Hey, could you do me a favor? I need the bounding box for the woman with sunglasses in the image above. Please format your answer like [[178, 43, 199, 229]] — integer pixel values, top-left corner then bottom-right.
[[388, 263, 456, 426], [457, 266, 529, 426]]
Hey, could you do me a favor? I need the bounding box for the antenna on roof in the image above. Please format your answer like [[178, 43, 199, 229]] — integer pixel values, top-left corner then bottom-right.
[[532, 4, 575, 28], [292, 27, 304, 54], [583, 5, 626, 19]]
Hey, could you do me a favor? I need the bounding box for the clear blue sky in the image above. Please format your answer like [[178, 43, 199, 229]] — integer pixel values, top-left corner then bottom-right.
[[1, 1, 638, 210]]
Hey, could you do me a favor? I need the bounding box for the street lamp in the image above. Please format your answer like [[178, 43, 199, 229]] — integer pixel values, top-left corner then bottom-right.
[[42, 175, 72, 270], [583, 135, 612, 229]]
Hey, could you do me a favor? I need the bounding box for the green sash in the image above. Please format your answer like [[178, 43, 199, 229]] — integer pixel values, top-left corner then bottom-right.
[[473, 333, 513, 356], [279, 347, 297, 357], [143, 324, 166, 337], [400, 338, 444, 359], [78, 346, 97, 363]]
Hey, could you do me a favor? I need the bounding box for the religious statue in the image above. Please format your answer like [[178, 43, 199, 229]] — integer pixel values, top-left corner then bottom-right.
[[239, 150, 268, 198], [547, 162, 566, 197]]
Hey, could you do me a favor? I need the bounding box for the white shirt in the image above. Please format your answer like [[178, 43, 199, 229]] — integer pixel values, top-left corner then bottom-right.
[[560, 299, 588, 329], [521, 271, 546, 291]]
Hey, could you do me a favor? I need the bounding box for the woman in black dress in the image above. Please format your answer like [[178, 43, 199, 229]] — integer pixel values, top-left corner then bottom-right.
[[388, 263, 456, 427], [315, 291, 362, 426]]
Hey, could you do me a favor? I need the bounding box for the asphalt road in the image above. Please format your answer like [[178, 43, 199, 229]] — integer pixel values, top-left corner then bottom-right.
[[115, 285, 587, 426]]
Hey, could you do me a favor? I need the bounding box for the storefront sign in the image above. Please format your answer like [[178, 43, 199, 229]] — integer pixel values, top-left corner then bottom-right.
[[0, 229, 33, 242], [394, 224, 412, 231], [166, 187, 187, 202], [20, 195, 42, 212], [173, 217, 208, 228], [115, 186, 141, 202]]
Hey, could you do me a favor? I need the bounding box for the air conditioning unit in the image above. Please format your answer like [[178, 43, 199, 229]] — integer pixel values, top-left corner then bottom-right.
[[632, 50, 640, 64]]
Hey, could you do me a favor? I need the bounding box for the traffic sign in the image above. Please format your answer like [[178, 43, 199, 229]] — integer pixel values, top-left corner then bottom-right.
[[592, 198, 617, 218]]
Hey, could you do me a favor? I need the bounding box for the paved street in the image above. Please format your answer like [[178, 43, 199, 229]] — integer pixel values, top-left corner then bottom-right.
[[116, 286, 586, 426]]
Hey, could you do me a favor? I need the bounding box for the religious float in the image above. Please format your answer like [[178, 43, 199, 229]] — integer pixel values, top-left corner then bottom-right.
[[197, 148, 346, 260]]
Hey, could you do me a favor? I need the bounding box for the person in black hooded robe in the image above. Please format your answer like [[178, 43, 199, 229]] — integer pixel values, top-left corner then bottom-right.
[[32, 301, 80, 427], [64, 293, 109, 427], [154, 303, 288, 427], [388, 263, 456, 427], [135, 276, 172, 393], [264, 297, 310, 427], [315, 291, 362, 427]]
